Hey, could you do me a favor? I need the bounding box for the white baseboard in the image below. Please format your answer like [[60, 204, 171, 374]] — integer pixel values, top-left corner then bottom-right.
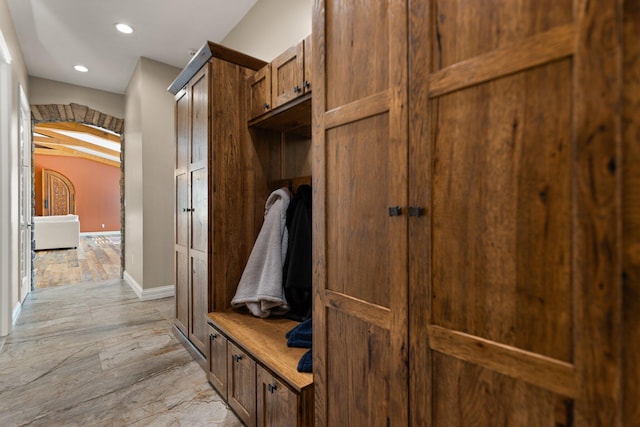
[[123, 270, 174, 301], [12, 301, 21, 325]]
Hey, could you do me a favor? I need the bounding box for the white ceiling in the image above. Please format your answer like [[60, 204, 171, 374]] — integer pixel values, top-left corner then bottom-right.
[[7, 0, 259, 94]]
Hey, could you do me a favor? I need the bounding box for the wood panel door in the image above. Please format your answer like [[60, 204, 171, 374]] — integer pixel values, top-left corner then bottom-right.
[[42, 169, 75, 216], [188, 65, 210, 356], [228, 342, 257, 427], [313, 0, 409, 426], [208, 323, 228, 399], [271, 42, 304, 109], [248, 65, 272, 119], [257, 366, 297, 427], [409, 0, 623, 425], [174, 87, 190, 337]]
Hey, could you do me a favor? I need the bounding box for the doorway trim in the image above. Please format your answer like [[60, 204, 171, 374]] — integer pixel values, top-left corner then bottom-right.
[[31, 103, 126, 276], [0, 29, 14, 337]]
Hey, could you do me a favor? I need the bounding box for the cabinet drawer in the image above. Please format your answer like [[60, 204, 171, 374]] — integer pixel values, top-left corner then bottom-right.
[[228, 342, 257, 427], [207, 322, 228, 399]]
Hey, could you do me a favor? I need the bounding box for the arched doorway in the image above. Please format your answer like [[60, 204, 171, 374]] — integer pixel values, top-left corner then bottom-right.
[[30, 103, 125, 277]]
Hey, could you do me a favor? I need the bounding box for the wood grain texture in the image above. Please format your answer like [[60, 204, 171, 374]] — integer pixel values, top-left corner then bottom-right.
[[431, 60, 573, 362], [573, 0, 623, 424], [431, 0, 572, 71], [227, 342, 257, 427], [248, 65, 272, 120], [324, 90, 390, 130], [207, 312, 313, 392], [429, 325, 577, 398], [429, 24, 576, 98], [623, 0, 640, 423], [324, 290, 390, 330], [316, 0, 409, 426], [408, 0, 432, 425], [207, 323, 228, 399], [432, 353, 563, 427], [271, 41, 304, 109], [312, 0, 328, 425], [303, 34, 312, 94], [324, 0, 389, 110], [257, 366, 298, 427]]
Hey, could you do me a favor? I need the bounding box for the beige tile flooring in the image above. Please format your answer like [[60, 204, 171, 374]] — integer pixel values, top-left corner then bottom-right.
[[34, 234, 122, 288], [1, 241, 241, 426]]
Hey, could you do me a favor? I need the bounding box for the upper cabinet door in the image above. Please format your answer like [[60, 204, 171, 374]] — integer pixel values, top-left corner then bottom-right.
[[303, 34, 312, 94], [313, 1, 409, 426], [271, 41, 304, 109], [248, 64, 272, 120]]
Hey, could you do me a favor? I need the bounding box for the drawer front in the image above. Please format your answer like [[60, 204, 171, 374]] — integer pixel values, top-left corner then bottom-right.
[[207, 322, 228, 399], [228, 342, 257, 427]]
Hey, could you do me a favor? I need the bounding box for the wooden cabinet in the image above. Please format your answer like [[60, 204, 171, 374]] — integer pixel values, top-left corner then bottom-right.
[[169, 42, 266, 358], [257, 366, 304, 427], [208, 323, 228, 399], [207, 313, 314, 427], [248, 36, 312, 121], [303, 35, 311, 95], [228, 342, 257, 427], [313, 0, 637, 426], [271, 42, 304, 109], [248, 65, 272, 119]]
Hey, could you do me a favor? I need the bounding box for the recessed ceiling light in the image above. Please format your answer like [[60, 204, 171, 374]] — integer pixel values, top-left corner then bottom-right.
[[115, 23, 134, 34], [74, 65, 88, 72]]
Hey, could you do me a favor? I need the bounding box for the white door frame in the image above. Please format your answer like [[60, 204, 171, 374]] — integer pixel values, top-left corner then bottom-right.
[[18, 83, 31, 303], [0, 29, 16, 337]]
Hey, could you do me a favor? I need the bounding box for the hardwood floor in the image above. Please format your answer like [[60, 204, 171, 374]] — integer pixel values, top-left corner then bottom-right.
[[34, 233, 121, 288]]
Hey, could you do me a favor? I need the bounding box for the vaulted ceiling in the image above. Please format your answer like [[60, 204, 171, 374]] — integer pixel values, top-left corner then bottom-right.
[[33, 121, 121, 167]]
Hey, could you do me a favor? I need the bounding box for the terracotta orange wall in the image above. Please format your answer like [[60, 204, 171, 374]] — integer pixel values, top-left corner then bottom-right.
[[34, 155, 121, 232]]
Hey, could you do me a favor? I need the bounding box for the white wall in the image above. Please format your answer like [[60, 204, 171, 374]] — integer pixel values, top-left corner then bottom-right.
[[124, 57, 180, 298], [0, 0, 29, 336], [29, 77, 124, 119], [222, 0, 312, 61]]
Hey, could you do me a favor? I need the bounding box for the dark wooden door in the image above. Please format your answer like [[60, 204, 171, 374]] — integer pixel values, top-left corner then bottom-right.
[[174, 87, 190, 337], [409, 0, 623, 425], [189, 65, 210, 355], [42, 169, 75, 216], [313, 0, 409, 425]]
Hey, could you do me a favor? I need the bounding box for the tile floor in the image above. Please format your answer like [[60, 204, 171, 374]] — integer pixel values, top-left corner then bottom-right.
[[0, 280, 242, 427], [34, 234, 122, 288]]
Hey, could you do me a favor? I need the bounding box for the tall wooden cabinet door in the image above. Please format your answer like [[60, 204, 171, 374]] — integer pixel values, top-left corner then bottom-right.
[[188, 66, 210, 355], [408, 0, 623, 425], [174, 88, 190, 337], [228, 343, 257, 427], [313, 1, 409, 426], [248, 65, 272, 119], [256, 366, 297, 427], [271, 42, 303, 109]]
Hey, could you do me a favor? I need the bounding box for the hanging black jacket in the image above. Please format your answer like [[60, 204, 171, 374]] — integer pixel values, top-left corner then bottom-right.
[[283, 184, 312, 321]]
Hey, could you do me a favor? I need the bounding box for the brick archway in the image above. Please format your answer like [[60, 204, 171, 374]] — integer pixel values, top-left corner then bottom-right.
[[31, 103, 126, 276]]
